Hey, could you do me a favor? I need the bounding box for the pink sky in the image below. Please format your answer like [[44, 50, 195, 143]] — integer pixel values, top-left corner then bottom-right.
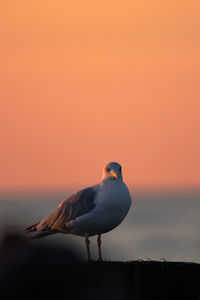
[[0, 0, 200, 189]]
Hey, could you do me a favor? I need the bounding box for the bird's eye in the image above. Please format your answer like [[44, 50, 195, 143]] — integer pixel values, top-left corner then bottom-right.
[[105, 167, 110, 172], [119, 167, 121, 173]]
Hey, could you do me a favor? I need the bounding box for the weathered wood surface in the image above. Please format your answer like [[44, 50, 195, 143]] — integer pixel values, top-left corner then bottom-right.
[[0, 233, 200, 300]]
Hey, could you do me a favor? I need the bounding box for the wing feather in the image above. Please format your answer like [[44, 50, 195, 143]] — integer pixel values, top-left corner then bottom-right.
[[27, 186, 98, 233]]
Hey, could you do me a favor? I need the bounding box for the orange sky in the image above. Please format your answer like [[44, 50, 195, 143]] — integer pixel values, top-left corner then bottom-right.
[[0, 0, 200, 189]]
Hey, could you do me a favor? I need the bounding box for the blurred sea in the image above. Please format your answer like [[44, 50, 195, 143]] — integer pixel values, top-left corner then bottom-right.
[[0, 187, 199, 262]]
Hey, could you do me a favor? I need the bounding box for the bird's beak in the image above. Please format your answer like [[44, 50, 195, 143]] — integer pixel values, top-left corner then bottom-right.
[[111, 171, 118, 179]]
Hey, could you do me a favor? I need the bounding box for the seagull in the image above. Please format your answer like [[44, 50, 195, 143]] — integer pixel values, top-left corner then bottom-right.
[[25, 162, 132, 261]]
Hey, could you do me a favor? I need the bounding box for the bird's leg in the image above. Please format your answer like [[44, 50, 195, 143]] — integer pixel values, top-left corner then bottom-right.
[[97, 234, 103, 262], [85, 233, 91, 262]]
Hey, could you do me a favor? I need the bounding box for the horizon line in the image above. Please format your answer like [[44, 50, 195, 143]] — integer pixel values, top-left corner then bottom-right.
[[0, 183, 200, 194]]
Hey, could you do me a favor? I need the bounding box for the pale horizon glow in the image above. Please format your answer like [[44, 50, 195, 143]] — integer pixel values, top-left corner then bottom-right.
[[0, 1, 200, 190]]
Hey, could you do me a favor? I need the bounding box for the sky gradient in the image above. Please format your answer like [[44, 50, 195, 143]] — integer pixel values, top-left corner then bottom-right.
[[1, 0, 200, 189]]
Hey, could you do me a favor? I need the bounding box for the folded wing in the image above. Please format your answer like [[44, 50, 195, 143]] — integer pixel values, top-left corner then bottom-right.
[[25, 186, 98, 236]]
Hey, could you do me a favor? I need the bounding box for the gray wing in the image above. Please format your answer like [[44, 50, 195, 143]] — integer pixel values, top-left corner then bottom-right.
[[32, 186, 99, 232]]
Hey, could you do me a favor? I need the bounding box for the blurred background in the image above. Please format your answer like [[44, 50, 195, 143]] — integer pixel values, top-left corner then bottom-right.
[[1, 187, 200, 262], [0, 0, 199, 262]]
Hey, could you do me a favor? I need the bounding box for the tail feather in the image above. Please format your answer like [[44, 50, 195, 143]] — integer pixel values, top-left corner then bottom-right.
[[26, 222, 59, 239], [25, 223, 39, 233], [31, 230, 59, 239]]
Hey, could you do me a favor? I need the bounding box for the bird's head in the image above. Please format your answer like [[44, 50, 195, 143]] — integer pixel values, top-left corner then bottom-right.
[[102, 162, 123, 181]]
